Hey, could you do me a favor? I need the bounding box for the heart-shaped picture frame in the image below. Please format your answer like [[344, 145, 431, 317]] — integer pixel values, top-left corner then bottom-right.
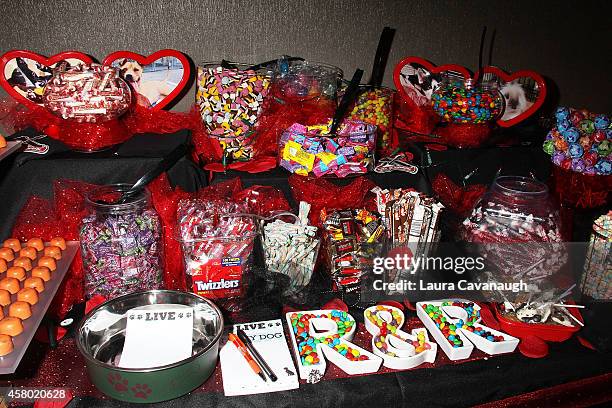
[[475, 66, 546, 127], [103, 49, 191, 110], [0, 50, 93, 108], [393, 56, 472, 107]]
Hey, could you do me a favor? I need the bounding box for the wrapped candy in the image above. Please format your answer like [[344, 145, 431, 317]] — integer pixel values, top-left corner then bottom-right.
[[321, 208, 386, 292], [43, 63, 131, 123], [279, 120, 377, 177], [176, 198, 256, 311], [80, 185, 164, 299], [262, 202, 319, 294]]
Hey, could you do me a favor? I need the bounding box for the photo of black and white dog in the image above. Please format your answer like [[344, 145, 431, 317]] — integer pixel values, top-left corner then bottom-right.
[[398, 62, 440, 106]]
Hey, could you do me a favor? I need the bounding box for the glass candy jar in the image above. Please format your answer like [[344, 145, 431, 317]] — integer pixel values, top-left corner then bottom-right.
[[431, 74, 504, 124], [462, 176, 565, 280], [80, 185, 164, 299], [463, 176, 562, 243]]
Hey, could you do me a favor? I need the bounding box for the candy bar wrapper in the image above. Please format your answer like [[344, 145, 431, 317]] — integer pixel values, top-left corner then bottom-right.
[[321, 208, 386, 291], [279, 120, 377, 178]]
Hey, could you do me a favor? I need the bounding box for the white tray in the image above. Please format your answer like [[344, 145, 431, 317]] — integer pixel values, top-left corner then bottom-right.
[[0, 141, 23, 163], [416, 300, 519, 361], [0, 241, 79, 374]]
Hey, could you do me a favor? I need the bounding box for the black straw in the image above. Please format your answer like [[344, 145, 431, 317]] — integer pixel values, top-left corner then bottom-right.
[[368, 27, 396, 88], [330, 69, 364, 135], [488, 29, 496, 66], [478, 26, 487, 82]]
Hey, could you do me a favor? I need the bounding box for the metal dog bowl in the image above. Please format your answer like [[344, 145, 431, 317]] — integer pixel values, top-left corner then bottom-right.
[[77, 290, 223, 403]]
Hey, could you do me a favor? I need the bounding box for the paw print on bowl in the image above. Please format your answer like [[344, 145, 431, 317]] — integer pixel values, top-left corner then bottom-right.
[[107, 373, 128, 392], [131, 383, 152, 400]]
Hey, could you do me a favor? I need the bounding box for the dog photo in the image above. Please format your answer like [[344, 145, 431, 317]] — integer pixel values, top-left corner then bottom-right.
[[481, 72, 541, 121], [112, 56, 184, 108], [3, 57, 85, 104], [398, 62, 441, 106]]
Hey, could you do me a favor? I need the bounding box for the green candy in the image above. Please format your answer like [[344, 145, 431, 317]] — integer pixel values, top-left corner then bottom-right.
[[543, 140, 555, 155], [597, 140, 611, 156]]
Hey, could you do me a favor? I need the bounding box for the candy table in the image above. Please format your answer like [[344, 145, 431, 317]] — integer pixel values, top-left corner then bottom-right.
[[0, 127, 610, 407]]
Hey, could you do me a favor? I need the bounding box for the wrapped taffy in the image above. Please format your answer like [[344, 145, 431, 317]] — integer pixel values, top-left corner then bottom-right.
[[43, 63, 131, 123]]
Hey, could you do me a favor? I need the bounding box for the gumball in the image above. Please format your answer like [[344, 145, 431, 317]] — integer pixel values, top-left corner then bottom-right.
[[557, 120, 571, 133], [583, 151, 599, 166], [594, 159, 611, 175], [552, 151, 566, 166], [543, 140, 555, 155], [571, 158, 586, 172], [570, 110, 585, 125], [578, 119, 595, 134], [554, 138, 568, 151], [597, 140, 611, 156], [555, 107, 570, 122], [578, 136, 592, 150], [592, 130, 606, 143], [560, 158, 572, 170], [605, 129, 612, 139], [563, 127, 580, 143], [568, 143, 583, 158], [545, 131, 554, 141], [584, 166, 596, 175], [594, 114, 610, 130]]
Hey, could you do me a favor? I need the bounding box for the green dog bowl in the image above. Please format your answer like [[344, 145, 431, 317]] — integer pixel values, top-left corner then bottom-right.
[[77, 290, 223, 403]]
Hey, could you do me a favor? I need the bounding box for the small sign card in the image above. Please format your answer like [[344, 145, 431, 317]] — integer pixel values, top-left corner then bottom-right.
[[119, 304, 194, 369], [220, 319, 299, 396]]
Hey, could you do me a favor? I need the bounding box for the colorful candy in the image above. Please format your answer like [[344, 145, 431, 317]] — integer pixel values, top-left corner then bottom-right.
[[279, 120, 377, 177], [581, 211, 612, 299], [350, 88, 394, 151], [196, 64, 271, 161], [544, 107, 611, 175], [431, 78, 504, 124]]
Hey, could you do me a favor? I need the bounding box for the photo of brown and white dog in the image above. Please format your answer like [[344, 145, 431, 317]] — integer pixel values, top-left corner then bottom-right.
[[117, 58, 179, 108], [500, 80, 534, 121]]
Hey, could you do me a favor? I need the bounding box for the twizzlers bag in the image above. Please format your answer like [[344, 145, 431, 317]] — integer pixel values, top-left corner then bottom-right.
[[176, 199, 256, 310]]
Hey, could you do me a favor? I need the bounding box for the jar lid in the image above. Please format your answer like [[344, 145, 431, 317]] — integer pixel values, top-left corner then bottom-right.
[[494, 176, 549, 197]]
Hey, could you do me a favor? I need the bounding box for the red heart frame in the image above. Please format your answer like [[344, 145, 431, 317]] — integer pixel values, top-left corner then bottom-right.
[[475, 66, 546, 128], [0, 50, 93, 109], [393, 56, 472, 107], [102, 49, 191, 111]]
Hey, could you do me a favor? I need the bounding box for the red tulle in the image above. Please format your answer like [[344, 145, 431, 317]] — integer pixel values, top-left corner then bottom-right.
[[288, 175, 377, 227], [10, 176, 291, 317], [550, 165, 611, 208], [435, 123, 492, 148], [431, 173, 486, 217], [393, 92, 439, 135]]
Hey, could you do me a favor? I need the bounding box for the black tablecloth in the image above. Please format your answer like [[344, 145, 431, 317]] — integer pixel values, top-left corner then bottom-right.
[[0, 130, 610, 407], [0, 129, 206, 240]]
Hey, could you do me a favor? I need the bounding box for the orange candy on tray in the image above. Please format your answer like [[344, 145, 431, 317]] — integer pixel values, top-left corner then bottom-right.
[[6, 266, 26, 281], [0, 277, 20, 294], [9, 301, 32, 320], [24, 277, 45, 293], [19, 247, 37, 261], [0, 289, 11, 306], [38, 256, 57, 271], [43, 246, 62, 260], [3, 238, 21, 252], [0, 258, 7, 273], [0, 247, 15, 262], [31, 266, 52, 282], [17, 288, 39, 306], [13, 256, 32, 271], [50, 237, 67, 251], [0, 334, 13, 356], [26, 238, 45, 252], [0, 317, 24, 336]]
